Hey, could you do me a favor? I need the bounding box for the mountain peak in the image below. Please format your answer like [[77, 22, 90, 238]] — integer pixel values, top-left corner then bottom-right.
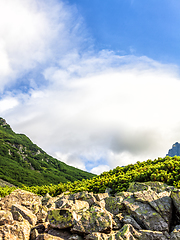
[[0, 117, 7, 125], [166, 142, 180, 157], [0, 117, 12, 130]]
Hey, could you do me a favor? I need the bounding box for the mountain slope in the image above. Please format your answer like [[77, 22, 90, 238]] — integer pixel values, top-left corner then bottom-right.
[[0, 117, 95, 187]]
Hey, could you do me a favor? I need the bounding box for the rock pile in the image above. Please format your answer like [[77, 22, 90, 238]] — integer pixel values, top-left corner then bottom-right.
[[1, 182, 180, 239]]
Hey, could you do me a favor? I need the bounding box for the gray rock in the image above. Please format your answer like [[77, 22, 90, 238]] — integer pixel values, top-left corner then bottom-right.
[[1, 182, 180, 240], [112, 224, 141, 240], [48, 208, 78, 229], [69, 234, 83, 240], [139, 229, 168, 240], [122, 215, 142, 230], [171, 189, 180, 214], [128, 182, 172, 193], [134, 189, 172, 224], [123, 193, 169, 232], [72, 206, 112, 234], [170, 225, 180, 240], [85, 232, 108, 240], [104, 196, 125, 215], [11, 204, 37, 226]]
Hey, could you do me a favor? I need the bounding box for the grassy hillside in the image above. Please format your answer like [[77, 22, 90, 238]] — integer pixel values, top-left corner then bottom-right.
[[2, 155, 180, 198], [1, 117, 180, 198], [0, 118, 95, 187]]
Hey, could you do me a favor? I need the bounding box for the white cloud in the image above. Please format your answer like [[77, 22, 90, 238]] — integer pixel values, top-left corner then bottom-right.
[[3, 56, 180, 174], [91, 165, 110, 175], [1, 0, 180, 175], [54, 152, 86, 171], [0, 97, 19, 113], [0, 0, 88, 92]]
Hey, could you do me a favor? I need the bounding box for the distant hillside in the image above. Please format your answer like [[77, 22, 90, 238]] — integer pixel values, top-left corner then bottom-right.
[[0, 117, 95, 187], [166, 142, 180, 157]]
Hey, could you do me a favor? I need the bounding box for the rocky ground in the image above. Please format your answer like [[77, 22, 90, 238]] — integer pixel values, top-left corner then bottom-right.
[[1, 181, 180, 239]]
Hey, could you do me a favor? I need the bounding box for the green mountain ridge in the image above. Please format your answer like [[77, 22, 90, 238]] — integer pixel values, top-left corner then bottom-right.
[[0, 117, 95, 187]]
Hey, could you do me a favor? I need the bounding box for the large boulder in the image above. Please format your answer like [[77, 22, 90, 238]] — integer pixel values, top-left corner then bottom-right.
[[1, 189, 42, 214], [48, 208, 78, 229], [123, 191, 169, 232], [127, 182, 173, 193], [104, 196, 125, 215], [41, 193, 58, 210], [11, 204, 37, 226], [133, 189, 172, 224], [0, 219, 31, 240], [72, 206, 113, 234]]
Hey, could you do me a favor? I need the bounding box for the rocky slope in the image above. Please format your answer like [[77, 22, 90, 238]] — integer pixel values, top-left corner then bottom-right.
[[1, 182, 180, 239]]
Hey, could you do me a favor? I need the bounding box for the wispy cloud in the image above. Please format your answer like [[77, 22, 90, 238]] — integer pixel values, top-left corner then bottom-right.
[[0, 0, 89, 92], [1, 0, 180, 175]]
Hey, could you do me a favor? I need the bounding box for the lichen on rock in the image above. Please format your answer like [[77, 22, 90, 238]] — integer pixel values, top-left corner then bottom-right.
[[0, 181, 180, 239]]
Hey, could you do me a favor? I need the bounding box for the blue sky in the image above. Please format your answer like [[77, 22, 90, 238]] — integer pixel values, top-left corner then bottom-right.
[[68, 0, 180, 64], [1, 0, 180, 174]]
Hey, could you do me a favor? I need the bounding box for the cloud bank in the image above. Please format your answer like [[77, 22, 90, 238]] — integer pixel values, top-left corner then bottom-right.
[[0, 0, 180, 174]]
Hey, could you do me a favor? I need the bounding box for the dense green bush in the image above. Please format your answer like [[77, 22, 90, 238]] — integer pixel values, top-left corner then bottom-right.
[[0, 186, 16, 197], [1, 155, 180, 198], [25, 156, 180, 195]]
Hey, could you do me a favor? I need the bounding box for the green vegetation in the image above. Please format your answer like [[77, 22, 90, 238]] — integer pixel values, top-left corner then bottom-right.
[[2, 155, 180, 198], [2, 117, 180, 198], [0, 186, 17, 197], [0, 117, 95, 188]]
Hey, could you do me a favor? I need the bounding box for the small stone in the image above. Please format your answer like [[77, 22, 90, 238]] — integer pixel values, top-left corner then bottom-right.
[[94, 193, 109, 201], [69, 234, 83, 240]]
